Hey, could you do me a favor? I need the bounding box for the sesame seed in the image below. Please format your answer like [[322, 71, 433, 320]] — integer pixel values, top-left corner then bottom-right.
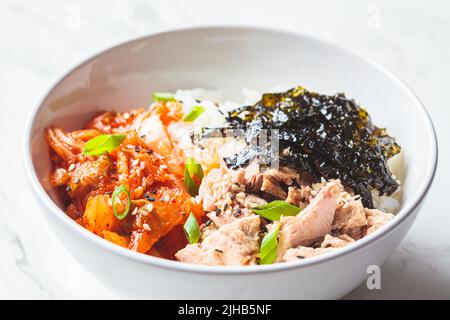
[[222, 203, 228, 211], [296, 256, 305, 259], [131, 207, 138, 216], [68, 164, 75, 172], [229, 193, 236, 200], [215, 249, 223, 254], [65, 186, 72, 192], [146, 150, 153, 154], [74, 178, 80, 184], [140, 134, 146, 139], [123, 113, 130, 120], [236, 192, 245, 201], [205, 220, 212, 227], [132, 159, 139, 166], [215, 208, 221, 216], [231, 183, 240, 191], [146, 203, 154, 212], [160, 195, 169, 202], [126, 144, 134, 149], [143, 223, 151, 231], [135, 146, 140, 153]]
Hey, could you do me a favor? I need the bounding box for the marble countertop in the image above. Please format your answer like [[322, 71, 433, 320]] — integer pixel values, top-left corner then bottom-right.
[[1, 0, 449, 299]]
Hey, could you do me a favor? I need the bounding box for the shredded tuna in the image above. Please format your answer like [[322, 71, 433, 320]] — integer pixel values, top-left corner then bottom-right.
[[333, 197, 367, 233], [247, 167, 301, 198], [283, 234, 353, 262], [175, 215, 261, 266], [261, 176, 287, 199], [364, 208, 394, 235], [321, 234, 354, 248], [286, 186, 311, 209], [276, 180, 342, 261], [199, 165, 266, 227], [198, 166, 248, 211], [283, 247, 336, 262]]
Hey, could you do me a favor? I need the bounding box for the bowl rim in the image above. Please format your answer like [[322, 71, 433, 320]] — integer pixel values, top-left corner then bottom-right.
[[23, 24, 438, 275]]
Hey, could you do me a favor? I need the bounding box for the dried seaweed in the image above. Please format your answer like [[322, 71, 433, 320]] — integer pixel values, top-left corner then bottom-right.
[[225, 86, 401, 208]]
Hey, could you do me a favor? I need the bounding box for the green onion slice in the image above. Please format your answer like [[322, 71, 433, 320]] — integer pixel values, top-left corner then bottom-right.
[[183, 212, 201, 244], [152, 92, 175, 102], [260, 223, 280, 265], [183, 106, 206, 122], [112, 185, 131, 220], [251, 200, 301, 221], [184, 157, 204, 196], [82, 134, 127, 156]]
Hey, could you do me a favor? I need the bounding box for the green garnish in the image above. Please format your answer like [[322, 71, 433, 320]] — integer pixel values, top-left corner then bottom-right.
[[183, 213, 201, 244], [82, 134, 127, 156], [152, 92, 175, 102], [184, 157, 204, 196], [183, 106, 206, 122], [112, 185, 131, 220], [251, 200, 301, 221], [260, 223, 280, 265]]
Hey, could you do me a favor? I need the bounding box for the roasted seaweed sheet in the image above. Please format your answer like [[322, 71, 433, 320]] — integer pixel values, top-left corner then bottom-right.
[[225, 86, 401, 208]]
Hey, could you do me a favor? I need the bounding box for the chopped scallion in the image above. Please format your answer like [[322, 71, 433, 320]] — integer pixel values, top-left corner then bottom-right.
[[183, 213, 201, 244], [251, 200, 301, 221], [152, 92, 175, 102], [260, 223, 280, 265], [82, 134, 127, 156], [112, 185, 131, 220], [184, 157, 204, 196], [183, 106, 206, 122]]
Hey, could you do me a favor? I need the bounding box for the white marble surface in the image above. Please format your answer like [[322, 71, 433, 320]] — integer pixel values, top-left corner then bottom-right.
[[0, 0, 449, 299]]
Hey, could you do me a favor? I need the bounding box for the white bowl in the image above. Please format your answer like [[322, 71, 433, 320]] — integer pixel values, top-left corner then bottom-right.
[[24, 26, 437, 299]]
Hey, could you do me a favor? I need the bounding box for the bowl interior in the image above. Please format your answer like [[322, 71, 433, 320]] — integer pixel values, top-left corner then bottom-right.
[[29, 26, 435, 222]]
